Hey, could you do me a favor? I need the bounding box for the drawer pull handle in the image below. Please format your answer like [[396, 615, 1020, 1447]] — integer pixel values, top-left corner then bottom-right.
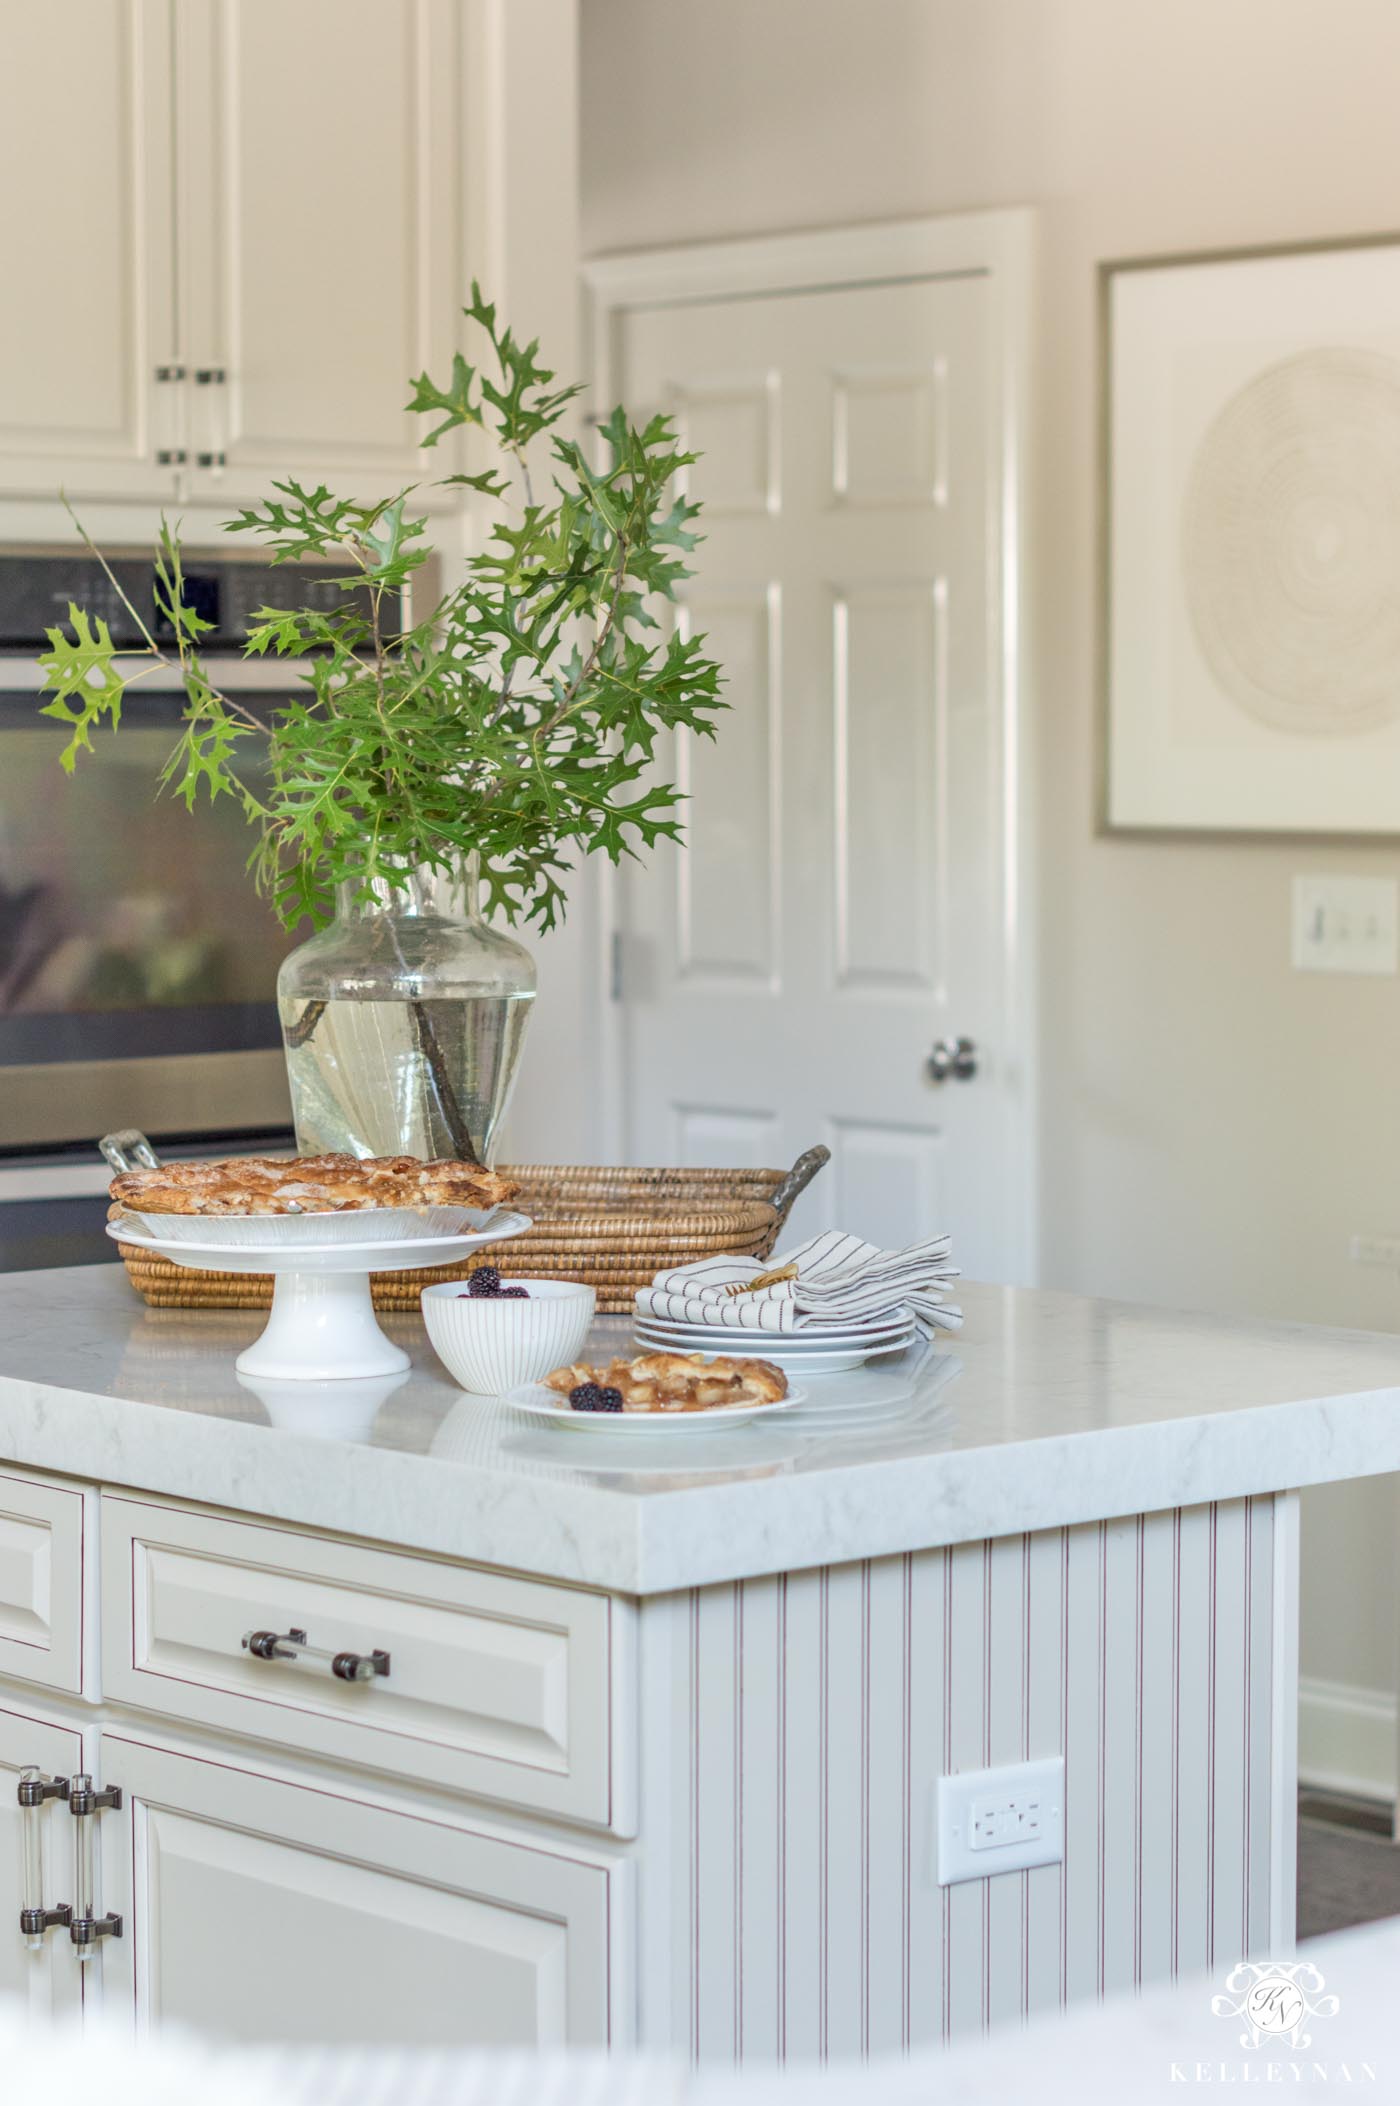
[[16, 1769, 70, 1949], [66, 1774, 123, 1961], [243, 1626, 391, 1683]]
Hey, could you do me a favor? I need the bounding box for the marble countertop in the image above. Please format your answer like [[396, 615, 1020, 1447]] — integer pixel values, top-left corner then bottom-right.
[[1, 1263, 1399, 1593]]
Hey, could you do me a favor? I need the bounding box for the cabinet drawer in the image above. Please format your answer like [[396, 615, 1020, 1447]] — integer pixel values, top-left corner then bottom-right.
[[100, 1496, 621, 1827], [0, 1470, 84, 1694]]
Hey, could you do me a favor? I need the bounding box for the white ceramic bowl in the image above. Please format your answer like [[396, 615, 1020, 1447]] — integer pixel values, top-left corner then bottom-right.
[[421, 1278, 596, 1395]]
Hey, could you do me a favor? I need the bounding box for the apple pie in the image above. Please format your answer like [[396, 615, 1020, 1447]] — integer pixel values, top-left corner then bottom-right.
[[108, 1153, 518, 1218], [545, 1350, 788, 1413]]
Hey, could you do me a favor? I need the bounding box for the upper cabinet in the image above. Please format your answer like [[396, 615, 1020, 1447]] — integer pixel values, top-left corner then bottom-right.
[[175, 0, 464, 505], [0, 0, 177, 500], [0, 0, 465, 508]]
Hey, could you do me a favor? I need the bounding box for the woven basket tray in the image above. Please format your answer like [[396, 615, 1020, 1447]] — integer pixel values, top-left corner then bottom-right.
[[116, 1152, 827, 1316]]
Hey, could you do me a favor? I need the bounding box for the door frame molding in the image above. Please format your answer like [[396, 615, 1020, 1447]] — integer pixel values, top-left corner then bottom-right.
[[582, 210, 1038, 1284]]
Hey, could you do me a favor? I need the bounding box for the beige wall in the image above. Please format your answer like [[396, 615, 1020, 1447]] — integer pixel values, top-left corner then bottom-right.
[[581, 0, 1400, 1747]]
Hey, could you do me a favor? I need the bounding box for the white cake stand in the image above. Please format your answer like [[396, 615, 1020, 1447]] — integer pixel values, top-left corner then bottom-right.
[[107, 1211, 532, 1381]]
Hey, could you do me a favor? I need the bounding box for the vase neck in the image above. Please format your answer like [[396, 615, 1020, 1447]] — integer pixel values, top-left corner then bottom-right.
[[335, 857, 481, 922]]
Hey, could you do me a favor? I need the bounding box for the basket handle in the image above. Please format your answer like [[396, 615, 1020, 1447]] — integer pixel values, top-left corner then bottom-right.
[[769, 1145, 831, 1229]]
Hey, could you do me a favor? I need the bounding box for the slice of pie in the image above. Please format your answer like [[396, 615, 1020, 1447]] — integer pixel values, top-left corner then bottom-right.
[[109, 1154, 518, 1217], [544, 1351, 788, 1413]]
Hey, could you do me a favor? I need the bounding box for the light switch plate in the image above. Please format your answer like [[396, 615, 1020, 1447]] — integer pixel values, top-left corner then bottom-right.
[[1292, 876, 1398, 975], [936, 1755, 1064, 1886]]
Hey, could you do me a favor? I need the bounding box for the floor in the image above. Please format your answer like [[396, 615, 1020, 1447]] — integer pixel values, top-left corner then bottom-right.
[[1298, 1788, 1400, 1940]]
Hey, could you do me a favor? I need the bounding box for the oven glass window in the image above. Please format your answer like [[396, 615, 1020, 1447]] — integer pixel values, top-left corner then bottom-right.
[[0, 691, 293, 1064]]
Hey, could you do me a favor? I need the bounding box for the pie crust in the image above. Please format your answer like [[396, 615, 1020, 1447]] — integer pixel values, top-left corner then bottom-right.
[[108, 1154, 518, 1217]]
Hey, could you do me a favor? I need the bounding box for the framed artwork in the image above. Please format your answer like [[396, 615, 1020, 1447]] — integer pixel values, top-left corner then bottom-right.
[[1103, 235, 1400, 834]]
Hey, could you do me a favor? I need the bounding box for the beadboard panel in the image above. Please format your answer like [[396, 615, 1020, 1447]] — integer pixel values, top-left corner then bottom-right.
[[641, 1495, 1281, 2061]]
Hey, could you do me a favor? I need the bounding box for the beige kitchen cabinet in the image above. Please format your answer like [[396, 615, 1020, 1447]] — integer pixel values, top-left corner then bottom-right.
[[0, 1704, 84, 2021], [175, 0, 466, 505], [0, 1, 179, 500], [97, 1731, 620, 2047], [0, 0, 468, 507]]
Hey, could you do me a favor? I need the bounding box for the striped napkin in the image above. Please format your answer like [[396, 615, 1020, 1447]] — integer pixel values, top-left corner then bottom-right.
[[635, 1229, 962, 1337]]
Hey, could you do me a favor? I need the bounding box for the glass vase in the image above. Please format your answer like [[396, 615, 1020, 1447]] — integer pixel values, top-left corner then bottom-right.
[[276, 860, 536, 1165]]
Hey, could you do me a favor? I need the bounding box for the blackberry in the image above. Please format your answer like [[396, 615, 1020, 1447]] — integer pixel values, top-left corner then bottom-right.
[[497, 1286, 529, 1299], [467, 1267, 502, 1298], [570, 1383, 606, 1410], [597, 1387, 624, 1412]]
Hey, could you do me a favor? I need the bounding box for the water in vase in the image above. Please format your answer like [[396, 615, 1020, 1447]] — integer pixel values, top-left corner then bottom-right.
[[279, 990, 535, 1162]]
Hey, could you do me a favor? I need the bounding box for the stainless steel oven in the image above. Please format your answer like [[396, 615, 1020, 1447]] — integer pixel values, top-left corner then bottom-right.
[[0, 548, 397, 1261]]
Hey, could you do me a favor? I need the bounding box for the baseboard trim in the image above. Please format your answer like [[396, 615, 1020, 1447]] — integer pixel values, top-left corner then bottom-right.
[[1299, 1674, 1397, 1804]]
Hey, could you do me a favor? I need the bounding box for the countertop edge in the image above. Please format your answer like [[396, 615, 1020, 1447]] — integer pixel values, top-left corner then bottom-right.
[[1, 1370, 1397, 1594]]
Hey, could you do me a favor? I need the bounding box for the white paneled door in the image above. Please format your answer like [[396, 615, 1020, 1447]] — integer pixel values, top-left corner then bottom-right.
[[591, 219, 1032, 1272]]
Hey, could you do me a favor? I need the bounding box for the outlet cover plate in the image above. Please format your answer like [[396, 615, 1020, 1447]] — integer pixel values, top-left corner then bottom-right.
[[937, 1756, 1064, 1886], [1292, 876, 1398, 976]]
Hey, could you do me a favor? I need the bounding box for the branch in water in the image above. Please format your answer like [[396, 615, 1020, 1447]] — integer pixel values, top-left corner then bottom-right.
[[411, 999, 485, 1166]]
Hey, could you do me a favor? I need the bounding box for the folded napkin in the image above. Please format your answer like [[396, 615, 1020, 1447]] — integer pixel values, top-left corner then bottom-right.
[[636, 1228, 962, 1336]]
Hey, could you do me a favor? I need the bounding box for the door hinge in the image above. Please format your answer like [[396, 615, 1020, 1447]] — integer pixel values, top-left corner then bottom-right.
[[610, 928, 624, 1002]]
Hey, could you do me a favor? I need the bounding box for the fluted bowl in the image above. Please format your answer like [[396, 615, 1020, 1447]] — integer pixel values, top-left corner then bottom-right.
[[421, 1278, 595, 1396]]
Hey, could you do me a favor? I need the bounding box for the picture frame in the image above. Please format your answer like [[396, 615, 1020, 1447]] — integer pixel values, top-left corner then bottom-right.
[[1102, 233, 1400, 836]]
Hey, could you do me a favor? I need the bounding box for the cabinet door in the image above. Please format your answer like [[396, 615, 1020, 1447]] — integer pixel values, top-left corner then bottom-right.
[[176, 0, 463, 505], [100, 1733, 621, 2048], [0, 1703, 84, 2020], [0, 0, 179, 499]]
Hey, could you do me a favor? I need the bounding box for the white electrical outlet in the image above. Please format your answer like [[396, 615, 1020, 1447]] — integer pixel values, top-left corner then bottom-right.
[[1349, 1234, 1400, 1269], [1292, 876, 1399, 975], [937, 1756, 1064, 1885]]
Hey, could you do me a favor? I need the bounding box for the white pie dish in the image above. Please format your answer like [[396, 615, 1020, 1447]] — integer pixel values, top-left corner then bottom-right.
[[501, 1378, 807, 1431], [113, 1202, 504, 1247], [421, 1278, 596, 1395]]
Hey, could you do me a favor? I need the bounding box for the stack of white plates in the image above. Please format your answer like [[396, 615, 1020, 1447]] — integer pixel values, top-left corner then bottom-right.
[[631, 1310, 918, 1375]]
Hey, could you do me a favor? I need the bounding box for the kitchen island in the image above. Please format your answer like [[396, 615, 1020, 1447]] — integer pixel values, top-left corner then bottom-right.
[[0, 1264, 1398, 2057]]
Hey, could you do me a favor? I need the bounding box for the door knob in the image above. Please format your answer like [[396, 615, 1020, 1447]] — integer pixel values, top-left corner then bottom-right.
[[926, 1035, 978, 1084]]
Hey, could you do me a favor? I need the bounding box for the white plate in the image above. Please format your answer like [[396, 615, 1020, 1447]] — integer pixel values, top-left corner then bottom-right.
[[107, 1210, 532, 1275], [116, 1202, 504, 1248], [633, 1320, 915, 1349], [633, 1328, 916, 1375], [502, 1378, 808, 1432]]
